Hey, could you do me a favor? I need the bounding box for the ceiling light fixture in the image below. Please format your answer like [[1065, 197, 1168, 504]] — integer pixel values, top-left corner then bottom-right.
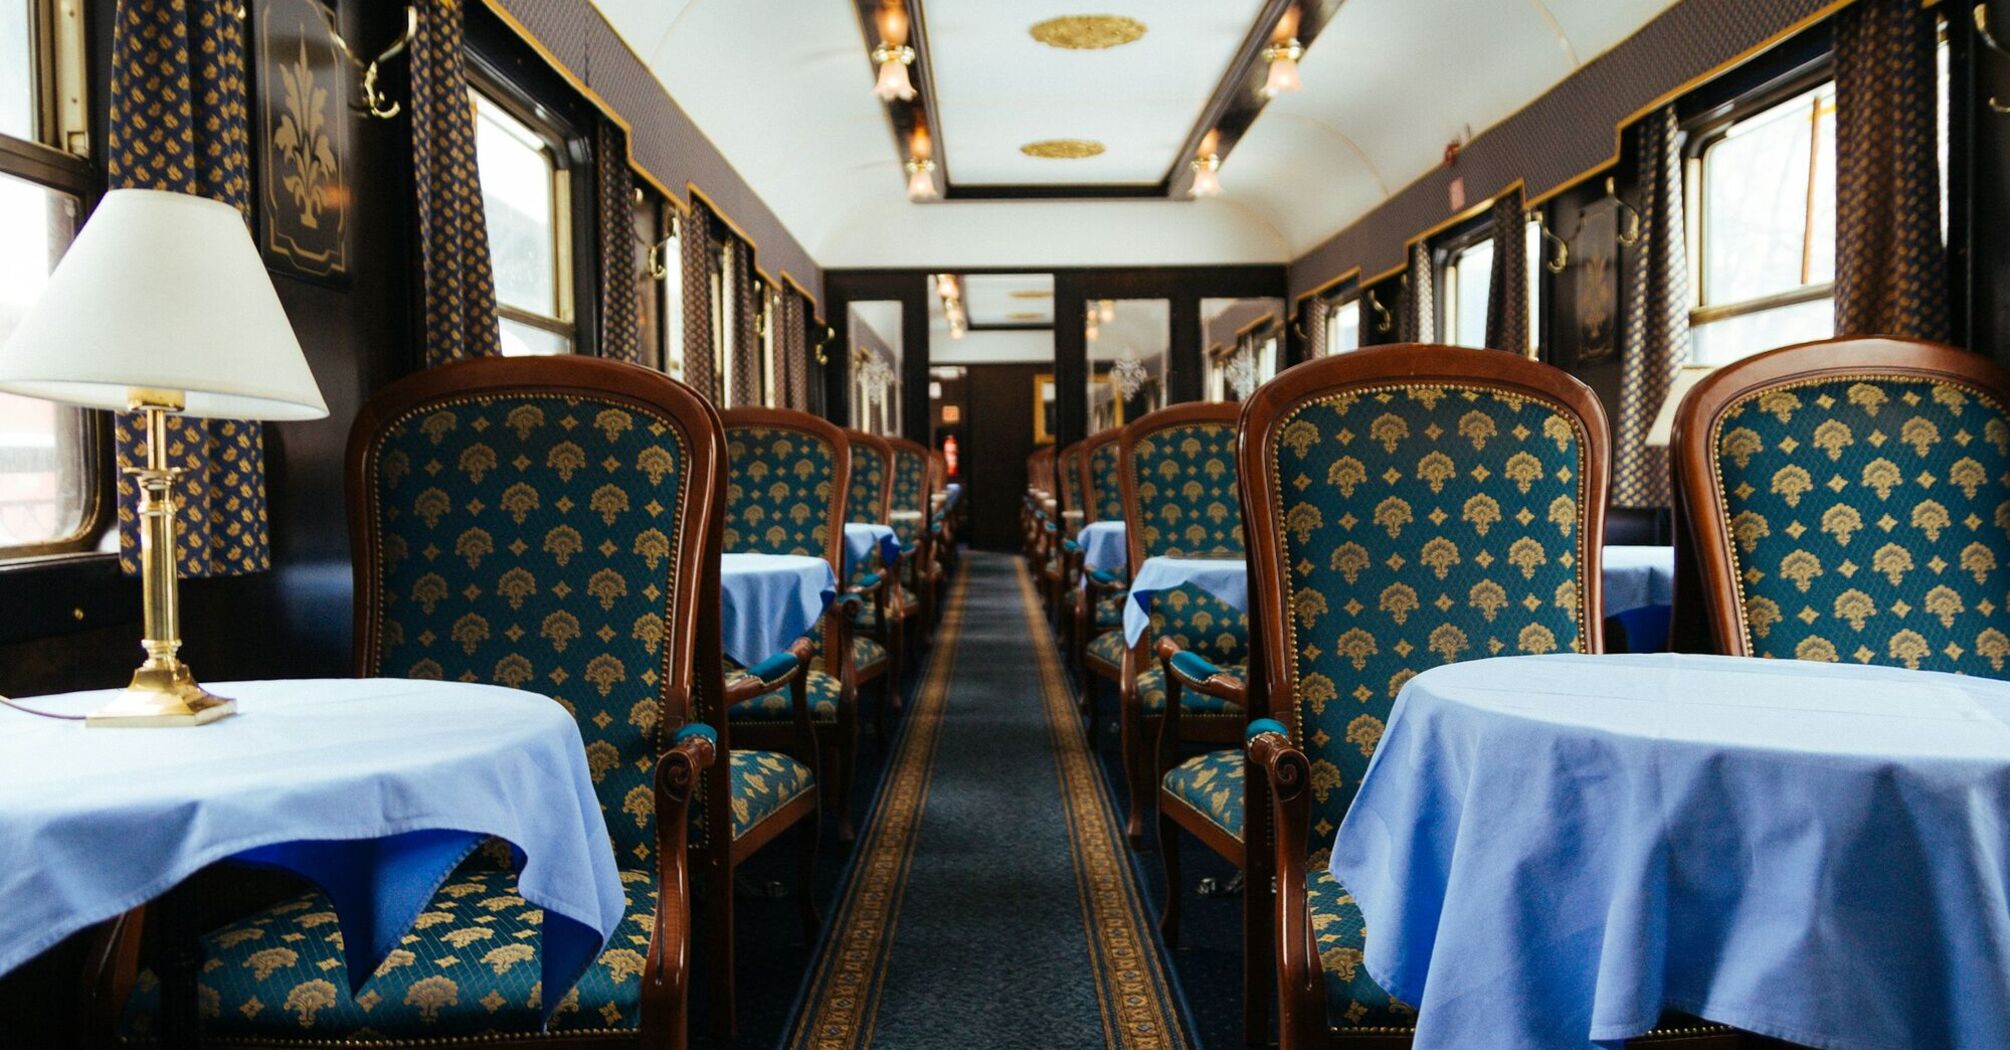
[[873, 41, 917, 101], [906, 157, 939, 201], [1189, 153, 1223, 198], [1261, 38, 1305, 97]]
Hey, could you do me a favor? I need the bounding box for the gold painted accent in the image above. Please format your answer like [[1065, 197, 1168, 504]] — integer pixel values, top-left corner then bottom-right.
[[1028, 14, 1147, 50], [1009, 289, 1054, 300], [88, 399, 235, 728], [1007, 311, 1047, 321], [1021, 139, 1105, 160]]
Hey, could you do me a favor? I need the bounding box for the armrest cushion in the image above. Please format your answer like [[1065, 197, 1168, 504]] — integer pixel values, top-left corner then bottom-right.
[[1246, 718, 1289, 742], [849, 571, 883, 591], [672, 722, 719, 749], [1088, 569, 1123, 587], [1169, 648, 1227, 683], [743, 650, 801, 685]]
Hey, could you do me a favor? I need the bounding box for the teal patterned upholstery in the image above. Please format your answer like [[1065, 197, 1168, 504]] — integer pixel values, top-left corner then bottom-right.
[[1136, 664, 1246, 716], [724, 426, 838, 557], [123, 866, 661, 1039], [1094, 592, 1124, 629], [1085, 630, 1126, 673], [1132, 421, 1244, 557], [845, 441, 888, 527], [1709, 377, 2010, 675], [1060, 445, 1087, 527], [1306, 854, 1414, 1028], [714, 749, 815, 840], [1270, 387, 1592, 844], [726, 667, 844, 722], [889, 447, 928, 550], [365, 394, 691, 868], [1160, 749, 1243, 840], [1088, 438, 1124, 523], [1147, 583, 1248, 665]]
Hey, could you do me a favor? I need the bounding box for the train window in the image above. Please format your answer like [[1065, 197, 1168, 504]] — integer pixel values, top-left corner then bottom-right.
[[661, 212, 684, 381], [1689, 82, 1836, 365], [0, 0, 101, 558], [712, 238, 733, 404], [759, 280, 778, 408], [472, 89, 575, 356], [1324, 297, 1360, 354], [1439, 218, 1540, 352]]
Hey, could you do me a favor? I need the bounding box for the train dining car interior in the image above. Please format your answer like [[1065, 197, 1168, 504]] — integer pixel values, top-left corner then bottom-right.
[[4, 0, 2009, 1047]]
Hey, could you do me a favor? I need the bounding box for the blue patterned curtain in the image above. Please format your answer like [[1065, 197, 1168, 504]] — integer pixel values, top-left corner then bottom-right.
[[1400, 241, 1435, 343], [1613, 107, 1691, 509], [1834, 0, 1947, 340], [594, 120, 641, 363], [106, 0, 269, 577], [411, 0, 499, 367], [1484, 187, 1529, 355]]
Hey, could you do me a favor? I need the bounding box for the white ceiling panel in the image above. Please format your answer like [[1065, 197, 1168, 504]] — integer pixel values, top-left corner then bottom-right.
[[924, 0, 1266, 185]]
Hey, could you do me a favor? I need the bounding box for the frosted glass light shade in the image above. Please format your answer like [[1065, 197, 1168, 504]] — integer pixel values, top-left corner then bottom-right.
[[0, 189, 327, 421]]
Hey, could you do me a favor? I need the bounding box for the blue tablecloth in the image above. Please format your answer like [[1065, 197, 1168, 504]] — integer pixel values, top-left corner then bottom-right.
[[1331, 653, 2010, 1050], [0, 679, 624, 1019], [1602, 545, 1674, 615], [843, 522, 901, 577], [721, 552, 836, 667], [1079, 521, 1128, 575], [1124, 555, 1247, 644]]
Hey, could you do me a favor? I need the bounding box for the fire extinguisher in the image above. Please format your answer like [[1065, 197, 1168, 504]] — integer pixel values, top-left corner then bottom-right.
[[943, 435, 959, 477]]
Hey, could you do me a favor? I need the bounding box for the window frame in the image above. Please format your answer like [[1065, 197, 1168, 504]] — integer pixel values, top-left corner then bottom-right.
[[0, 0, 109, 561], [1435, 220, 1495, 348], [464, 53, 596, 358], [1678, 57, 1841, 365], [660, 205, 685, 382], [1321, 292, 1362, 356]]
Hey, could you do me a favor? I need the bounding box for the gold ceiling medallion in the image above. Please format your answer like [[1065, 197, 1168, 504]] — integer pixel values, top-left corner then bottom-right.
[[1028, 15, 1146, 50], [1020, 139, 1105, 159], [1007, 311, 1047, 320], [1009, 290, 1054, 299]]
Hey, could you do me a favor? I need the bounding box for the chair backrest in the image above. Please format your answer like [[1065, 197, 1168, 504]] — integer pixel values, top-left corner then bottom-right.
[[1084, 428, 1123, 524], [1241, 345, 1608, 846], [1121, 402, 1248, 661], [843, 428, 893, 525], [1028, 446, 1055, 495], [347, 356, 724, 867], [719, 408, 848, 571], [1057, 440, 1088, 530], [887, 436, 935, 550], [1674, 337, 2010, 676]]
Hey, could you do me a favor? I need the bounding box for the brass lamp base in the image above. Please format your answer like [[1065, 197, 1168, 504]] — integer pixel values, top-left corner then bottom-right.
[[86, 664, 236, 727]]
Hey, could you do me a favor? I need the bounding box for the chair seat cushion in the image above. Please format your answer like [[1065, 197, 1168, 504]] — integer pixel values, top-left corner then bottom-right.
[[1093, 592, 1125, 629], [811, 636, 888, 676], [1160, 749, 1242, 841], [1136, 665, 1246, 716], [121, 865, 659, 1040], [1085, 630, 1126, 674], [727, 668, 844, 723], [711, 749, 816, 841], [1306, 853, 1415, 1030]]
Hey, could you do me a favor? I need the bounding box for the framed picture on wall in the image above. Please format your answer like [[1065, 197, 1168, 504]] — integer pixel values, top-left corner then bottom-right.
[[253, 0, 353, 285], [1033, 373, 1058, 445], [1565, 199, 1619, 364]]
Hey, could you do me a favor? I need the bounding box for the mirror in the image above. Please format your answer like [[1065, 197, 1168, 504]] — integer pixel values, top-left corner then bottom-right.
[[847, 300, 902, 435], [1086, 298, 1168, 431], [1201, 297, 1285, 401]]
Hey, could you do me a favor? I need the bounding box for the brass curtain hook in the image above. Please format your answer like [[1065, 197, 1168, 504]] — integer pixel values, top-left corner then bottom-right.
[[814, 325, 837, 365], [1533, 210, 1568, 273], [1606, 176, 1643, 248], [322, 5, 417, 120], [1973, 5, 2010, 113], [1366, 290, 1393, 334]]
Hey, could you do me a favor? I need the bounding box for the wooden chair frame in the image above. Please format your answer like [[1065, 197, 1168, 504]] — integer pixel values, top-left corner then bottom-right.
[[1671, 336, 2010, 656], [885, 436, 939, 655], [840, 428, 902, 741], [1114, 402, 1250, 852], [1072, 427, 1125, 737], [88, 358, 732, 1050], [1241, 346, 1731, 1047]]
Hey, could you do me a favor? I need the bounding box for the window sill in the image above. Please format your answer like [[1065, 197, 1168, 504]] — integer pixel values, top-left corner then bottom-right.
[[0, 552, 140, 645]]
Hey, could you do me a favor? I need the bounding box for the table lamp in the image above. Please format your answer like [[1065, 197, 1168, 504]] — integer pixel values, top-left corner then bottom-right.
[[0, 188, 328, 726]]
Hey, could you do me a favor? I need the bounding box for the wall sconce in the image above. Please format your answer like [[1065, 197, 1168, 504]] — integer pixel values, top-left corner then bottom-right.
[[1189, 153, 1223, 198], [1260, 38, 1304, 98]]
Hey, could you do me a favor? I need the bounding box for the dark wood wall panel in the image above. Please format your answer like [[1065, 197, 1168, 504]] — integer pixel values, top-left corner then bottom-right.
[[1288, 0, 1843, 297], [963, 363, 1046, 551]]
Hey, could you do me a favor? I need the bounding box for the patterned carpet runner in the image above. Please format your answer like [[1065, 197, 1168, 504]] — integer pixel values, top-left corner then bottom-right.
[[787, 553, 1190, 1049]]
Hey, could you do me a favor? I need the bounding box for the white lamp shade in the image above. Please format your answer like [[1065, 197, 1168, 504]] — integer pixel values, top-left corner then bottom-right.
[[0, 188, 327, 421]]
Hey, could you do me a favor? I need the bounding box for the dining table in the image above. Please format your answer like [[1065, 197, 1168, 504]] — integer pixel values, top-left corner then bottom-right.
[[842, 521, 901, 578], [0, 678, 627, 1046], [1330, 653, 2010, 1050], [1601, 544, 1676, 653], [719, 552, 838, 667]]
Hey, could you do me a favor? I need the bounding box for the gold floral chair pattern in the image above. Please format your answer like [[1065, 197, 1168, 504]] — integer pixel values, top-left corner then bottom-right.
[[115, 358, 728, 1046], [1674, 338, 2010, 678], [1243, 347, 1611, 1045]]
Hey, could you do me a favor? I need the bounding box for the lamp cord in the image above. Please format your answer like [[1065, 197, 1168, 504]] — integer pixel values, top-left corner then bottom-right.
[[0, 694, 85, 721]]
